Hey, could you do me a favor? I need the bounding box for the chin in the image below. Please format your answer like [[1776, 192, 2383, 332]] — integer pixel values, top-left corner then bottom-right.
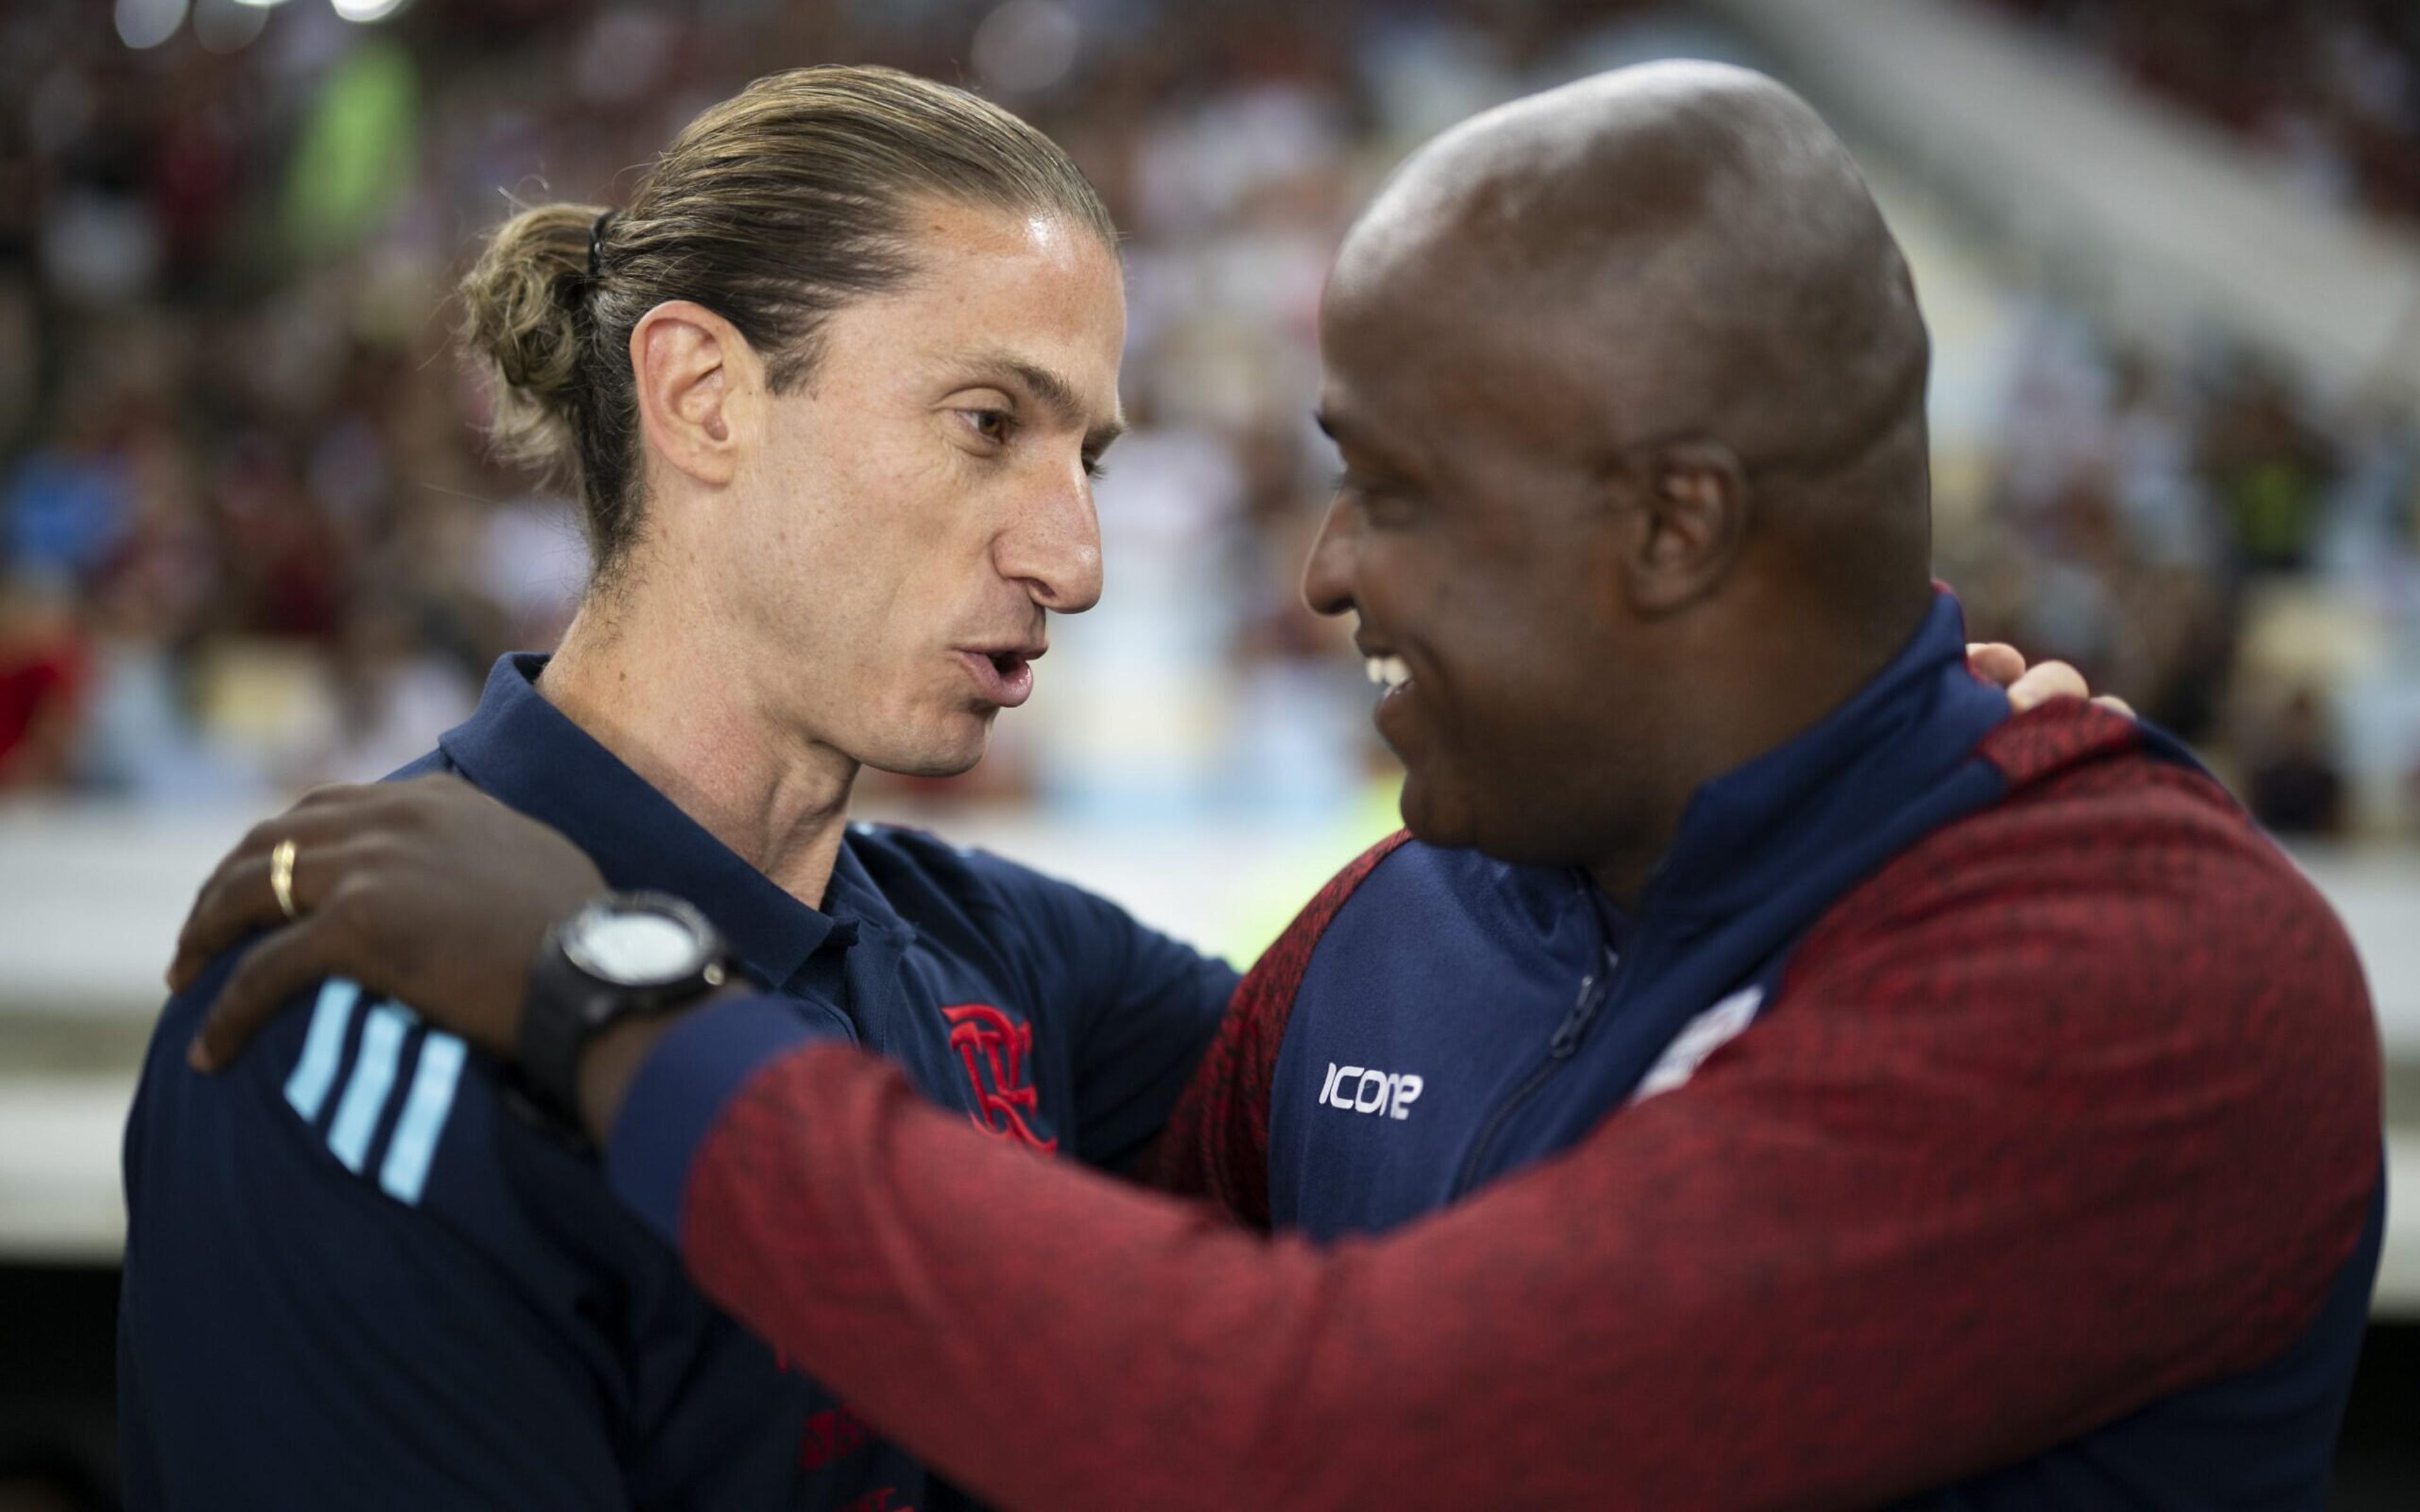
[[1396, 770, 1479, 853], [868, 713, 993, 779], [880, 743, 987, 781], [1400, 768, 1582, 868]]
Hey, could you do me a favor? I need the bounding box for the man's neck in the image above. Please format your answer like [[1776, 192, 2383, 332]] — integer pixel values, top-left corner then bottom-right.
[[538, 598, 856, 910], [1584, 587, 1927, 913]]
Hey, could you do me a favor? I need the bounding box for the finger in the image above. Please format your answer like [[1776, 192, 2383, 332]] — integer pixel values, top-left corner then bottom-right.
[[389, 772, 490, 814], [168, 810, 376, 993], [187, 919, 346, 1073], [2093, 693, 2136, 719], [171, 844, 275, 992], [2005, 659, 2090, 713], [217, 788, 394, 870], [169, 855, 283, 994], [1965, 642, 2025, 688], [292, 781, 384, 813]]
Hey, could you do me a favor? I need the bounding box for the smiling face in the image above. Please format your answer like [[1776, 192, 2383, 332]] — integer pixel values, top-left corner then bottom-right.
[[1302, 65, 1945, 889], [707, 198, 1127, 778], [1303, 227, 1664, 868]]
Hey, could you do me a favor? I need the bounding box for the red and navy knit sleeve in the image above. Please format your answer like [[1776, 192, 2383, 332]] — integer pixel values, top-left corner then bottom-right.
[[1144, 833, 1411, 1227], [619, 736, 2378, 1510]]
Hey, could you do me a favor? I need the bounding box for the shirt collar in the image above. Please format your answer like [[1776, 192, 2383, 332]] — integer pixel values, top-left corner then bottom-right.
[[1642, 589, 2010, 922], [437, 654, 904, 989]]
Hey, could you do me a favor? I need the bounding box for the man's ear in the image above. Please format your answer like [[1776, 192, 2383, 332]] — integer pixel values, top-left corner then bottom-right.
[[628, 301, 763, 489], [1619, 440, 1750, 617]]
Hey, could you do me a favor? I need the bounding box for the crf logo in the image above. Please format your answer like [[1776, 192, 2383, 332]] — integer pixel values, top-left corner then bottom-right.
[[942, 1004, 1057, 1154], [798, 1404, 872, 1470], [1319, 1062, 1423, 1120]]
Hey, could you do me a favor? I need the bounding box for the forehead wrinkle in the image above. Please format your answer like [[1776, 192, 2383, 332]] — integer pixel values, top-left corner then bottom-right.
[[1335, 285, 1608, 492]]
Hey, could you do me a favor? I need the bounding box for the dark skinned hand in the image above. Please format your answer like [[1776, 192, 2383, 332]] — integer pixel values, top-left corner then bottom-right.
[[174, 776, 608, 1075], [166, 648, 2120, 1125]]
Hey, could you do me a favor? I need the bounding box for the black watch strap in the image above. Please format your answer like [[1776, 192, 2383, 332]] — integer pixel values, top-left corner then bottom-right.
[[519, 937, 597, 1132], [517, 893, 730, 1136]]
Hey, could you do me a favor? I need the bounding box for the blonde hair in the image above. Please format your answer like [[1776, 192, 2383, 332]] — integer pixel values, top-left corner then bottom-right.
[[458, 65, 1117, 579]]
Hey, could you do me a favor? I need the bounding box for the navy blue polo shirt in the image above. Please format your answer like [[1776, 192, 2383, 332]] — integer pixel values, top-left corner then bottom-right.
[[119, 653, 1240, 1511]]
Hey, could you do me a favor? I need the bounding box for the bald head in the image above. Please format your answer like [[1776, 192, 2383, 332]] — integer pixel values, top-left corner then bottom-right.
[[1305, 63, 1945, 893], [1327, 61, 1933, 611]]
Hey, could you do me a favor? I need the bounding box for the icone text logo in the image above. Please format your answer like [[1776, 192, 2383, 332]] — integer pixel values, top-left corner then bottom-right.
[[1318, 1062, 1423, 1120]]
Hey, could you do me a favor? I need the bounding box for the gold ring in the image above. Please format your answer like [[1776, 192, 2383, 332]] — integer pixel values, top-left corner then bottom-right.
[[270, 839, 300, 922]]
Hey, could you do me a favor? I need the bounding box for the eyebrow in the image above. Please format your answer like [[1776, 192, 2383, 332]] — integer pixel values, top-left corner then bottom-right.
[[959, 349, 1128, 456], [1316, 406, 1393, 459], [1315, 406, 1435, 502]]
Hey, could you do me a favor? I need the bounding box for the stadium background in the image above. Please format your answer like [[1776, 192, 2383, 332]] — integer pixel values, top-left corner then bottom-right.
[[2, 0, 2416, 1505]]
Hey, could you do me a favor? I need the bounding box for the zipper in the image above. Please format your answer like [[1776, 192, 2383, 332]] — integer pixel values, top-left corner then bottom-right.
[[1548, 973, 1605, 1057], [1449, 968, 1610, 1198]]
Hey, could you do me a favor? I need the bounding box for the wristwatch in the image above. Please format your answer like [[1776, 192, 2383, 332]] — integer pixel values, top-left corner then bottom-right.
[[519, 891, 732, 1135]]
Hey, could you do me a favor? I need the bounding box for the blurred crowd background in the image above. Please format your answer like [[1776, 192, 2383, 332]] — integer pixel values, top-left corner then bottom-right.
[[2, 0, 2418, 839], [5, 3, 2420, 1506]]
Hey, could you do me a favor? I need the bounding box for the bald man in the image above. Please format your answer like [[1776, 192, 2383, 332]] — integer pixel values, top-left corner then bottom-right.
[[175, 63, 2381, 1509]]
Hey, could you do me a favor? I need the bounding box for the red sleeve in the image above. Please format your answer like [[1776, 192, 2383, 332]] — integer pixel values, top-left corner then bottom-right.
[[1140, 833, 1411, 1226], [671, 758, 2378, 1511]]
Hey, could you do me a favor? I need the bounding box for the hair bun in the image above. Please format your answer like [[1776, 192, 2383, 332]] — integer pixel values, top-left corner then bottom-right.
[[457, 201, 605, 473]]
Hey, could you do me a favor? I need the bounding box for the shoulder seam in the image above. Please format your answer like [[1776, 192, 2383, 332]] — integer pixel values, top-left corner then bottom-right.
[[1236, 830, 1414, 1040], [1974, 701, 2143, 788]]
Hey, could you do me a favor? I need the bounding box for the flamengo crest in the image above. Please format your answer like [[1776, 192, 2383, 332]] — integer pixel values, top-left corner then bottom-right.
[[942, 1003, 1057, 1154]]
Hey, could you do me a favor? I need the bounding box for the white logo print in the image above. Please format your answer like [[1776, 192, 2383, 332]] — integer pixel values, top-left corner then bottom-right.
[[1628, 986, 1764, 1106], [1319, 1062, 1424, 1120]]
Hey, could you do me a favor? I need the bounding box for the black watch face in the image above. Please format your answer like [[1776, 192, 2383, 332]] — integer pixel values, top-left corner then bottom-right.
[[565, 906, 709, 988]]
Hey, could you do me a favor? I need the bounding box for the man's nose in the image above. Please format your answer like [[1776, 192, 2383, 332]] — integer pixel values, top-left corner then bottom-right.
[[997, 460, 1104, 614], [1298, 496, 1357, 619]]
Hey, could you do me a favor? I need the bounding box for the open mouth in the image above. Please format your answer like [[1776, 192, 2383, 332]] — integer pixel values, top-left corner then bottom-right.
[[957, 646, 1040, 709], [1364, 654, 1412, 699]]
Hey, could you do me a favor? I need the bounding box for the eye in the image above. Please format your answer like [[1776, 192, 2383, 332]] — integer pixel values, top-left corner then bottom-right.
[[1334, 471, 1415, 527], [1082, 454, 1107, 481], [964, 409, 1013, 446]]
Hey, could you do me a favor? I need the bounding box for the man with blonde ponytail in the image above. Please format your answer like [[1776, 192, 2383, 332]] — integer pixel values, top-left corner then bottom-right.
[[120, 66, 1235, 1511]]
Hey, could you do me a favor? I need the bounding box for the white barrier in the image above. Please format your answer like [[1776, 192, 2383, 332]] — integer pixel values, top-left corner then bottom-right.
[[4, 800, 2414, 1317]]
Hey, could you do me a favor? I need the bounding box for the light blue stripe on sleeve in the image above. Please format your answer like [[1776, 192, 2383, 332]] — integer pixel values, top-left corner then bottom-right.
[[378, 1031, 466, 1206], [283, 978, 361, 1121], [325, 1002, 409, 1173]]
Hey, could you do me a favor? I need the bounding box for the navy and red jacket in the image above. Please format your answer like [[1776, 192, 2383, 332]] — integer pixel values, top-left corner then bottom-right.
[[594, 592, 2384, 1510], [117, 653, 1240, 1509]]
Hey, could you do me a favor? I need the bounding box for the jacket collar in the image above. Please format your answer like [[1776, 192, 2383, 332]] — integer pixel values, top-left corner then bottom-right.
[[1642, 590, 2010, 925]]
